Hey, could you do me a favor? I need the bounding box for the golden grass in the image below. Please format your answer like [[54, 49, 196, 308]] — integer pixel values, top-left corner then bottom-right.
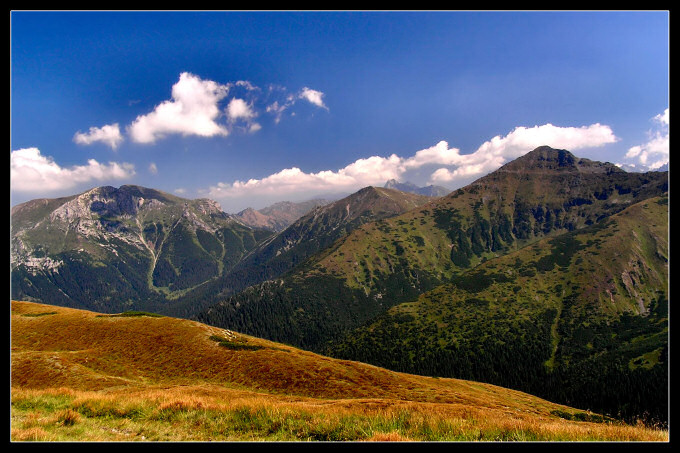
[[11, 301, 669, 442]]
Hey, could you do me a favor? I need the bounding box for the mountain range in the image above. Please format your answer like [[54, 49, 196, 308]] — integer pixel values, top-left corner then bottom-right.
[[10, 146, 669, 427]]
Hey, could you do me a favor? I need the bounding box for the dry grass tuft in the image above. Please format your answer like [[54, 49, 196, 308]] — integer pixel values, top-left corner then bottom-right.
[[366, 431, 414, 442], [11, 427, 51, 441], [55, 409, 81, 426]]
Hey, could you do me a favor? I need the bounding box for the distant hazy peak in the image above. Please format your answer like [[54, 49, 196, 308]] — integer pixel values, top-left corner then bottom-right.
[[383, 180, 450, 197]]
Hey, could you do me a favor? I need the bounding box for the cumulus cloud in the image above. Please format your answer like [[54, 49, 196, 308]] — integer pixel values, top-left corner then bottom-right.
[[299, 87, 328, 109], [227, 98, 256, 122], [128, 72, 230, 143], [207, 122, 618, 203], [73, 123, 124, 149], [148, 162, 158, 175], [124, 73, 327, 142], [11, 147, 135, 193], [623, 109, 669, 170], [207, 153, 403, 201]]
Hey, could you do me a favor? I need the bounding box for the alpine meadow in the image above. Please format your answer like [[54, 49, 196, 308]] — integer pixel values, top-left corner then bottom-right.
[[11, 11, 669, 443]]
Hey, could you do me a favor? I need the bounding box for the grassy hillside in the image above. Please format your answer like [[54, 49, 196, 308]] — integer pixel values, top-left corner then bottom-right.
[[11, 301, 667, 442], [327, 195, 669, 426]]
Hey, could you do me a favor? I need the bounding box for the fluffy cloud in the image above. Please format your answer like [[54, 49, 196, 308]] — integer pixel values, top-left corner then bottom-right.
[[148, 162, 158, 175], [124, 73, 327, 142], [73, 123, 124, 149], [226, 98, 261, 133], [623, 109, 669, 170], [227, 98, 256, 122], [207, 153, 405, 201], [11, 147, 135, 193], [207, 122, 618, 202], [128, 72, 230, 143], [299, 87, 328, 109]]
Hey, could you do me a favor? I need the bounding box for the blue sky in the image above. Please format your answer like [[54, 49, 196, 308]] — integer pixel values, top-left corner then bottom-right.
[[11, 11, 669, 212]]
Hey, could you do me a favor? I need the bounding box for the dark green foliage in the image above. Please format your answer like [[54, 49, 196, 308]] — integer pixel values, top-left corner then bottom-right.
[[209, 335, 263, 351], [451, 270, 513, 293], [96, 311, 163, 318], [172, 258, 219, 291], [21, 312, 57, 317], [11, 250, 163, 313], [152, 259, 177, 287], [329, 303, 556, 394], [550, 410, 614, 424], [329, 288, 668, 426], [197, 261, 441, 353], [196, 229, 223, 257]]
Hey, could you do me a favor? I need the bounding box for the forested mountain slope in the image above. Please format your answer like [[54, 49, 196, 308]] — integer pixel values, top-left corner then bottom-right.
[[327, 195, 669, 425]]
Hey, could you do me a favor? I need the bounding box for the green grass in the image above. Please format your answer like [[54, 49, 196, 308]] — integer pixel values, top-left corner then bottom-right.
[[12, 390, 663, 442]]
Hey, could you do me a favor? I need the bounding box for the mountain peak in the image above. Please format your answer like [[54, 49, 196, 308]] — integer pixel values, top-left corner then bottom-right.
[[498, 146, 623, 174]]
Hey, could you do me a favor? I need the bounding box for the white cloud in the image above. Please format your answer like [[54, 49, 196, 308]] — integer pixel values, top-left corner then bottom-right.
[[266, 101, 288, 124], [148, 162, 158, 175], [623, 109, 669, 170], [124, 74, 326, 141], [264, 86, 328, 124], [207, 122, 618, 204], [655, 109, 669, 127], [207, 154, 403, 200], [73, 123, 124, 149], [299, 87, 328, 109], [227, 98, 256, 122], [127, 72, 230, 143], [235, 80, 259, 91], [11, 147, 135, 193]]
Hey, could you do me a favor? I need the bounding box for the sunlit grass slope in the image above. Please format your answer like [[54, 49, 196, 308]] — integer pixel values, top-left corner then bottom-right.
[[11, 301, 666, 442]]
